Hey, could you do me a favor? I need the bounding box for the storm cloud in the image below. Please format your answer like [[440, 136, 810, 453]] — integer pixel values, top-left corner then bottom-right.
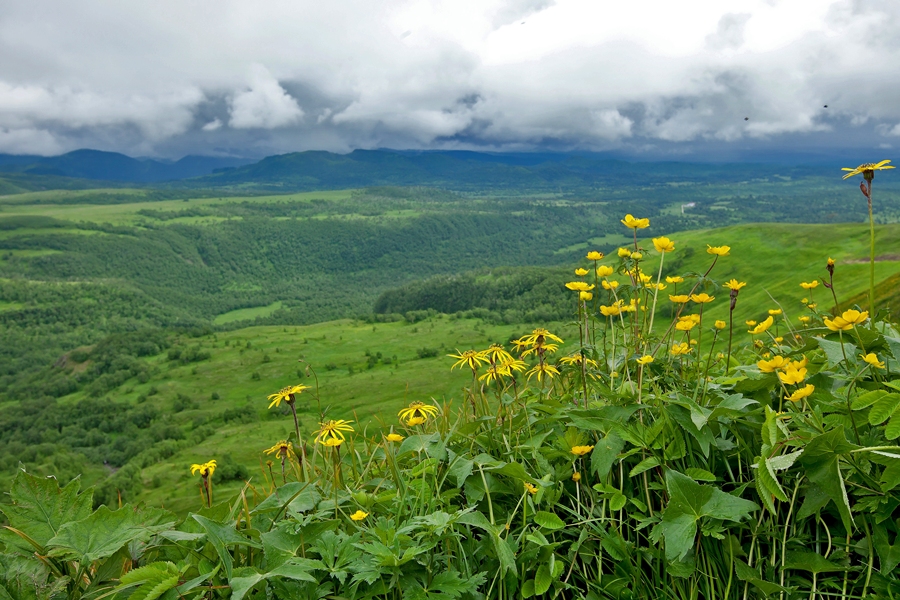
[[1, 0, 898, 158]]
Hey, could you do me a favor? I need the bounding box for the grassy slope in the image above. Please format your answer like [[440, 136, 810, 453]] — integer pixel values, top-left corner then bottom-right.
[[53, 316, 573, 513]]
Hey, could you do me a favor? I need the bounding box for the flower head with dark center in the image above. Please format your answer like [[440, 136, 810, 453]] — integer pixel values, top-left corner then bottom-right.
[[264, 441, 295, 460], [841, 160, 894, 180], [448, 349, 487, 371], [314, 419, 354, 445], [191, 460, 217, 477], [398, 401, 439, 423]]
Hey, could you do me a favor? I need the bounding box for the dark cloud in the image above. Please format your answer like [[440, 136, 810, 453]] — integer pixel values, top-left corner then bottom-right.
[[0, 0, 898, 159]]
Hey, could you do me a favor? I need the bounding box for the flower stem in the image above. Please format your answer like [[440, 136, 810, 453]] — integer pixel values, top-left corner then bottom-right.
[[867, 180, 876, 315]]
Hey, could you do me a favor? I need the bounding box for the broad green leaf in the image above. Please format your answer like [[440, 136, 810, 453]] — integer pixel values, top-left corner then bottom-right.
[[886, 416, 900, 440], [446, 457, 474, 488], [609, 493, 627, 511], [117, 562, 180, 600], [533, 511, 565, 530], [0, 470, 92, 548], [192, 514, 261, 579], [873, 527, 900, 574], [851, 389, 890, 410], [456, 511, 516, 575], [590, 433, 624, 480], [868, 394, 900, 425], [521, 579, 535, 598], [758, 457, 788, 502], [47, 504, 175, 563], [229, 560, 320, 600], [816, 336, 856, 367], [797, 428, 857, 531], [492, 461, 536, 483], [534, 565, 552, 595], [784, 550, 846, 574], [659, 471, 758, 561], [709, 394, 758, 420]]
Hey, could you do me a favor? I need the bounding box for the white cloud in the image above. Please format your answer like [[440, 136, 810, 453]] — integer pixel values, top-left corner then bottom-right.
[[228, 65, 304, 129], [0, 0, 898, 156]]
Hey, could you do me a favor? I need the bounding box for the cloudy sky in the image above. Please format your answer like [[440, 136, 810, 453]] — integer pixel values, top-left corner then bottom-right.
[[1, 0, 898, 159]]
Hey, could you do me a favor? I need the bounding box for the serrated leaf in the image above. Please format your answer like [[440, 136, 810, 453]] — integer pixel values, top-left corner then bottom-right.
[[851, 390, 890, 410], [873, 527, 900, 574], [757, 457, 788, 502], [47, 505, 175, 563], [0, 470, 93, 549], [869, 394, 900, 426], [629, 456, 660, 477], [590, 433, 624, 480], [684, 468, 716, 482], [816, 337, 856, 367], [120, 562, 179, 585], [887, 416, 900, 440], [767, 450, 803, 471], [533, 511, 565, 530]]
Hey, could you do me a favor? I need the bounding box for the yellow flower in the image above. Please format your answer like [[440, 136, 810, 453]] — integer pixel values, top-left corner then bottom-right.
[[745, 320, 757, 327], [572, 472, 582, 482], [653, 236, 675, 253], [669, 294, 689, 303], [723, 279, 746, 291], [617, 247, 632, 258], [579, 291, 593, 301], [264, 441, 295, 459], [587, 251, 604, 260], [566, 281, 596, 292], [798, 316, 811, 324], [601, 279, 620, 290], [559, 354, 599, 369], [861, 353, 886, 369], [638, 273, 652, 284], [690, 293, 715, 304], [749, 316, 774, 334], [827, 257, 835, 266], [636, 355, 654, 365], [801, 298, 808, 304], [190, 460, 217, 477], [670, 342, 691, 356], [680, 314, 701, 324], [800, 281, 819, 290], [707, 245, 730, 256], [841, 160, 894, 179], [666, 275, 684, 284], [574, 267, 589, 276], [768, 309, 782, 316], [267, 384, 311, 409], [482, 343, 514, 363], [596, 265, 615, 277], [786, 384, 815, 402], [807, 303, 817, 310], [399, 401, 439, 423], [778, 366, 807, 385], [600, 303, 622, 317], [321, 437, 344, 447], [757, 355, 789, 373], [314, 419, 355, 445], [824, 309, 869, 332], [631, 252, 643, 260], [405, 416, 426, 426], [675, 320, 697, 331], [645, 282, 667, 291], [621, 214, 650, 229], [571, 445, 594, 456], [775, 336, 784, 343], [524, 482, 539, 495], [715, 320, 726, 330], [526, 363, 560, 382], [350, 510, 369, 521], [385, 433, 404, 443], [448, 349, 487, 370]]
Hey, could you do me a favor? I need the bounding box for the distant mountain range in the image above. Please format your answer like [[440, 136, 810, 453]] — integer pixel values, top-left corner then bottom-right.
[[0, 147, 855, 190], [0, 149, 254, 183]]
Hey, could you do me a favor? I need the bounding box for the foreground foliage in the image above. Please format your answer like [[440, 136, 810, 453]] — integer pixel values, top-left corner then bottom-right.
[[4, 200, 900, 598]]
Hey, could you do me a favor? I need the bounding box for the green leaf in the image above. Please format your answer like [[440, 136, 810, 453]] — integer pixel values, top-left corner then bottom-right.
[[118, 562, 181, 600], [797, 428, 857, 531], [886, 416, 900, 440], [609, 493, 627, 511], [47, 504, 175, 563], [868, 394, 900, 425], [533, 511, 565, 531], [767, 450, 803, 471], [784, 550, 846, 574], [521, 579, 535, 598], [0, 470, 92, 549], [658, 471, 758, 561], [758, 456, 788, 502], [192, 514, 261, 579], [816, 336, 856, 367], [590, 433, 624, 480], [229, 560, 320, 600], [684, 468, 716, 482], [534, 565, 552, 595], [446, 458, 474, 488], [851, 389, 890, 410], [629, 456, 660, 477], [873, 527, 900, 574]]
